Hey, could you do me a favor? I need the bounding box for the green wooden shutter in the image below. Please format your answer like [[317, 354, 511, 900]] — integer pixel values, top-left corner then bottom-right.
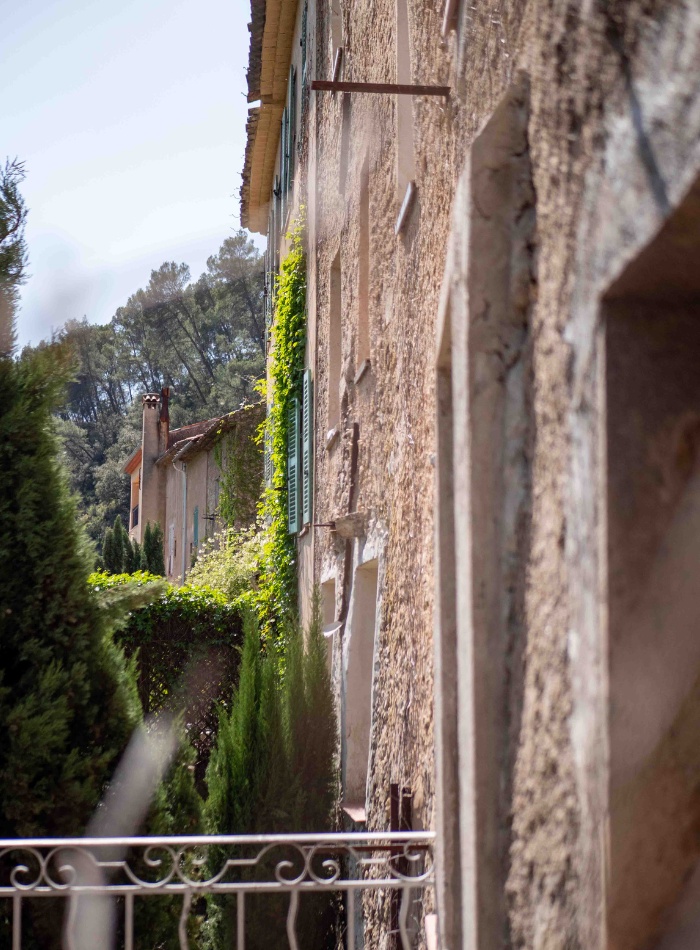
[[301, 3, 308, 89], [287, 397, 300, 534], [264, 227, 272, 333], [302, 368, 313, 526], [280, 109, 288, 225], [193, 506, 199, 547], [288, 67, 297, 193], [273, 175, 281, 283]]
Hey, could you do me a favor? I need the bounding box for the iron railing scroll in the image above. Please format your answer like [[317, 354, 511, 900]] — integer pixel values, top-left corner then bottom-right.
[[0, 831, 435, 950]]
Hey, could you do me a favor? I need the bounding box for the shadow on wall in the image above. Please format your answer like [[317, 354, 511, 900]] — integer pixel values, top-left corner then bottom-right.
[[605, 171, 700, 950]]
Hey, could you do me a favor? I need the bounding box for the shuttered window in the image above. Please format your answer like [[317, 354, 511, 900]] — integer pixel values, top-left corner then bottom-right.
[[287, 397, 301, 534], [280, 109, 288, 226], [278, 66, 297, 231], [302, 368, 313, 526], [193, 506, 199, 547], [301, 2, 308, 90], [288, 66, 296, 196]]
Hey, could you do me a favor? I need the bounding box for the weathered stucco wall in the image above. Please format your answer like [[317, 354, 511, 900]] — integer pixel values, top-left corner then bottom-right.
[[162, 448, 220, 583]]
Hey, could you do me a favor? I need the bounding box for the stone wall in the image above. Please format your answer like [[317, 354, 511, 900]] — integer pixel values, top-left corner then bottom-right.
[[288, 0, 700, 945]]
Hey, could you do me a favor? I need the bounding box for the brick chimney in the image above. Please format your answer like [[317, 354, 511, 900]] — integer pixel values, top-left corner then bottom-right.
[[140, 392, 161, 533]]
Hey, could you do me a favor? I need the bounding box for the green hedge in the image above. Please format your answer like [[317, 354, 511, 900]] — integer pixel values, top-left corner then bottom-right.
[[89, 571, 243, 788]]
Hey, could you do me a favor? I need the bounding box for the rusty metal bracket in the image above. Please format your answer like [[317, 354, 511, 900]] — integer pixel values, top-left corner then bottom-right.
[[311, 80, 450, 97]]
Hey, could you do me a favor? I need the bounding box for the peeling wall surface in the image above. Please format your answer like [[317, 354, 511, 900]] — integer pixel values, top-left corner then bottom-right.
[[267, 0, 700, 945]]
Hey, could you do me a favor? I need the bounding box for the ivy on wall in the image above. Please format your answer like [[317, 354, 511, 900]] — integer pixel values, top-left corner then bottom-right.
[[255, 217, 306, 635], [213, 404, 265, 529]]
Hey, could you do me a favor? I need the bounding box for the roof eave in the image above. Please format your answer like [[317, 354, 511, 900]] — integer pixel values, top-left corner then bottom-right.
[[240, 0, 300, 234]]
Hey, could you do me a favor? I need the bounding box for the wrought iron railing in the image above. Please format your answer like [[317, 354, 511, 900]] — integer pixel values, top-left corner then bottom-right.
[[0, 831, 435, 950]]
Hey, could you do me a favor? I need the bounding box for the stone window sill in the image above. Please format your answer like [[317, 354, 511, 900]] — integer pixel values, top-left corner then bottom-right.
[[341, 803, 367, 824]]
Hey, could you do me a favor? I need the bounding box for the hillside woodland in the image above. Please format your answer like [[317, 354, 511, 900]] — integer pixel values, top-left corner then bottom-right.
[[26, 232, 265, 542]]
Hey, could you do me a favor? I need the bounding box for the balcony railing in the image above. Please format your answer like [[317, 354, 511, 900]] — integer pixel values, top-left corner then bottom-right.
[[0, 831, 435, 949]]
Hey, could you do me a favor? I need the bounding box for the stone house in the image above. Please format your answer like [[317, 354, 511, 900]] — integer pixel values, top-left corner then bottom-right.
[[241, 0, 700, 947], [124, 389, 262, 583]]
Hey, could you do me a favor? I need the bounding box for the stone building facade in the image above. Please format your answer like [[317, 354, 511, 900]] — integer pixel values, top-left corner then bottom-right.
[[241, 0, 700, 947], [124, 391, 262, 583]]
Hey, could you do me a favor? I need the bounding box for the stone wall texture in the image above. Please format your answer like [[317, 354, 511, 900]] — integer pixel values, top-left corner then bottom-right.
[[278, 0, 700, 945]]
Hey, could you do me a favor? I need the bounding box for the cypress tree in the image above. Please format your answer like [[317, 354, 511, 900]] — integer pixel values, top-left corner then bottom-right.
[[0, 165, 200, 948], [203, 598, 337, 949], [102, 526, 116, 572], [142, 521, 153, 567], [123, 535, 141, 574], [112, 514, 126, 573], [293, 587, 337, 831], [123, 536, 135, 573], [132, 538, 145, 572], [0, 343, 142, 945], [143, 521, 165, 576]]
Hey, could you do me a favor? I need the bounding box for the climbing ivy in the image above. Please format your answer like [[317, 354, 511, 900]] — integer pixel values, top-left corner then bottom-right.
[[212, 404, 264, 529], [254, 217, 306, 635]]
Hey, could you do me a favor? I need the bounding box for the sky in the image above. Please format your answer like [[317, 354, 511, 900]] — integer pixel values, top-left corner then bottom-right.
[[1, 0, 259, 347]]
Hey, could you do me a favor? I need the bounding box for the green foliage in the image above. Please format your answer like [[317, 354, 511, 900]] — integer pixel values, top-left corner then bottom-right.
[[0, 343, 141, 838], [0, 166, 201, 950], [89, 571, 243, 791], [213, 404, 265, 529], [102, 514, 153, 575], [33, 231, 265, 543], [203, 590, 337, 949], [143, 521, 166, 575], [112, 513, 126, 570], [0, 340, 137, 945], [102, 525, 117, 572], [124, 536, 143, 573], [89, 572, 241, 665], [254, 218, 306, 633], [0, 158, 28, 356], [187, 525, 262, 606]]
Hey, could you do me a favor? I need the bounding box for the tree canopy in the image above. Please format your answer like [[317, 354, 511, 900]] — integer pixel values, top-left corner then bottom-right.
[[28, 232, 265, 543]]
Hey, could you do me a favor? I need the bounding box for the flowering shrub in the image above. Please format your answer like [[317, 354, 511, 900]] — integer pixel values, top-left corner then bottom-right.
[[187, 526, 262, 606]]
